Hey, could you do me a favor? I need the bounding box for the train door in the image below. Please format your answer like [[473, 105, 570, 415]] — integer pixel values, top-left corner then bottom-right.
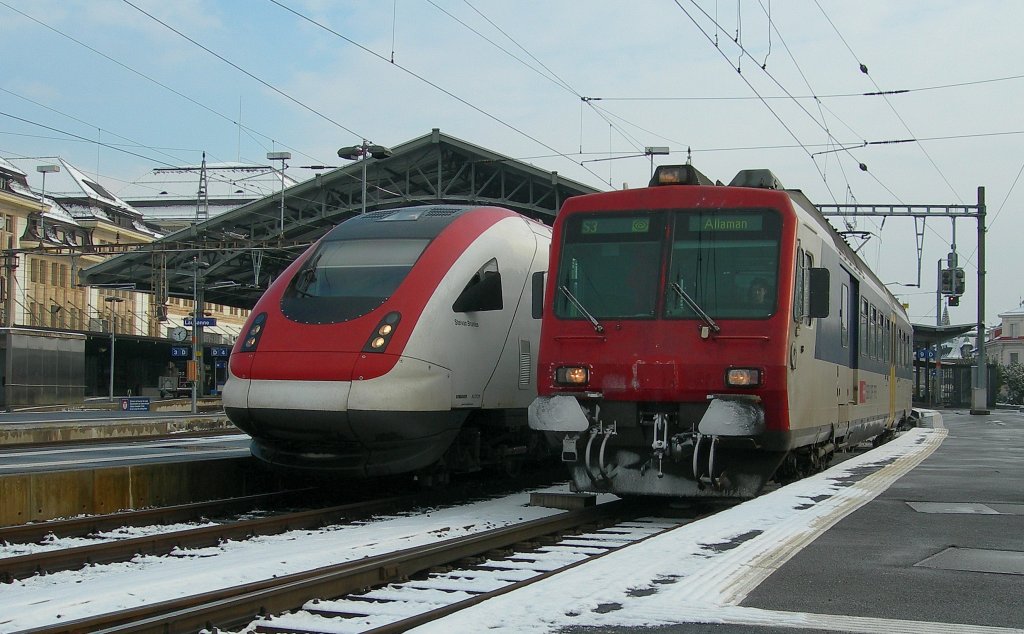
[[837, 271, 858, 434]]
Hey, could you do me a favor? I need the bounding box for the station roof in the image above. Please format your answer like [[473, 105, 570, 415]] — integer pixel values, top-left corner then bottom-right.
[[80, 129, 599, 309], [913, 323, 976, 350]]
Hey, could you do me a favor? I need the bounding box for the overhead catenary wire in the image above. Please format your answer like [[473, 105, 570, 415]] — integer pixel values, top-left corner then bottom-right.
[[427, 0, 654, 159], [0, 0, 328, 170], [813, 0, 962, 204], [265, 0, 612, 185]]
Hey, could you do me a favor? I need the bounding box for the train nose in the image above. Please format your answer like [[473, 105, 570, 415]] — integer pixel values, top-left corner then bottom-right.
[[223, 354, 458, 477]]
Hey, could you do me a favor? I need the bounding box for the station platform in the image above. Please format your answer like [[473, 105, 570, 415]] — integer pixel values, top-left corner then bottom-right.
[[421, 408, 1024, 633], [0, 398, 235, 446]]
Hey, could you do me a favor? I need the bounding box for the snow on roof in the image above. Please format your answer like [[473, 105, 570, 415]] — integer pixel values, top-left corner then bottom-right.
[[58, 158, 140, 216], [998, 303, 1024, 318], [0, 156, 27, 177]]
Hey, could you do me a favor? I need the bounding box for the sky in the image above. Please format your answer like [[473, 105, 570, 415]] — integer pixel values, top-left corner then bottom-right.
[[0, 423, 946, 632], [1, 1, 1022, 327]]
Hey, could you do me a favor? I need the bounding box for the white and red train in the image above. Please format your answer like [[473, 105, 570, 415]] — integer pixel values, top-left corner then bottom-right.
[[224, 205, 551, 478], [528, 165, 913, 498]]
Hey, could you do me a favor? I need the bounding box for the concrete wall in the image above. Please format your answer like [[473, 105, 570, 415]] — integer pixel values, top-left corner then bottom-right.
[[0, 457, 279, 526]]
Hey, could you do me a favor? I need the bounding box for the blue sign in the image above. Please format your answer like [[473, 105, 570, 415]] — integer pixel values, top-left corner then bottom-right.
[[210, 347, 230, 357], [171, 346, 190, 357], [184, 317, 217, 327], [216, 360, 227, 369], [120, 397, 151, 412]]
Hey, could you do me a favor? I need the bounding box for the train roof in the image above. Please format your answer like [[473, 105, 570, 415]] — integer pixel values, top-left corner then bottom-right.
[[321, 204, 481, 241]]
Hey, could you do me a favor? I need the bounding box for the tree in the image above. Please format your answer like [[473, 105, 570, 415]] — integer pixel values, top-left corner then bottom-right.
[[1000, 363, 1024, 405]]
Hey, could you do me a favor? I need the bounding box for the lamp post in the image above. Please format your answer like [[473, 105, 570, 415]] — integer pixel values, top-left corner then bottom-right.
[[36, 164, 60, 242], [267, 152, 291, 235], [190, 257, 210, 414], [338, 141, 392, 214], [104, 296, 124, 401]]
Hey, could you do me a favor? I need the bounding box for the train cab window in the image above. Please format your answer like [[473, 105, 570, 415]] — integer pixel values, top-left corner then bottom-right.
[[453, 258, 503, 313], [665, 209, 782, 320], [555, 213, 665, 319], [281, 237, 429, 324]]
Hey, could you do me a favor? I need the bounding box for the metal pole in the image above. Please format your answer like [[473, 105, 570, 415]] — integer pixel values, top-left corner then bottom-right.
[[109, 320, 115, 401], [3, 253, 16, 412], [191, 260, 199, 414], [279, 164, 285, 235], [361, 140, 368, 214], [935, 258, 942, 327], [972, 186, 988, 414]]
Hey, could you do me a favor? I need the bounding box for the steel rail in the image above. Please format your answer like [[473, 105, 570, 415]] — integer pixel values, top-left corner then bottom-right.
[[1, 494, 418, 582], [0, 489, 309, 545], [23, 499, 628, 634]]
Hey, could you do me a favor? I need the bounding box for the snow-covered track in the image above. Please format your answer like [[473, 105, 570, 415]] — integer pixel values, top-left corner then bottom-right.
[[1, 494, 417, 582], [23, 498, 698, 634]]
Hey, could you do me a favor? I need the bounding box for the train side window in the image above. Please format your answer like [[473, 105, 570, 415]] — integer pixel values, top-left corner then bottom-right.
[[860, 298, 868, 357], [871, 306, 880, 359], [802, 252, 814, 326], [793, 247, 805, 323], [884, 318, 891, 362], [840, 284, 849, 348], [453, 258, 503, 313]]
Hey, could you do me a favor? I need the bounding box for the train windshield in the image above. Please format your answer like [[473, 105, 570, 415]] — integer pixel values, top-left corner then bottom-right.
[[555, 213, 666, 319], [281, 238, 429, 323], [666, 209, 781, 319], [554, 209, 782, 322]]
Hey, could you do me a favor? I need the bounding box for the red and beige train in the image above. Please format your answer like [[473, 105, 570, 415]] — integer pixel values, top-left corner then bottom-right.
[[528, 164, 913, 498]]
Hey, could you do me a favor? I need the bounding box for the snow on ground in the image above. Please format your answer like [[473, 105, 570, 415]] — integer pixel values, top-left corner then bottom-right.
[[406, 427, 946, 633], [0, 426, 944, 633], [0, 492, 576, 631]]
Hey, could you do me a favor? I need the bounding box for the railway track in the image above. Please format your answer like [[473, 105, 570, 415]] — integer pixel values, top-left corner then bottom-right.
[[19, 497, 718, 634]]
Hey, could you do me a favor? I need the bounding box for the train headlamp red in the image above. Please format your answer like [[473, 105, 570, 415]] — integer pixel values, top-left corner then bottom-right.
[[726, 367, 762, 387], [555, 366, 589, 386], [363, 311, 401, 352], [239, 312, 267, 352]]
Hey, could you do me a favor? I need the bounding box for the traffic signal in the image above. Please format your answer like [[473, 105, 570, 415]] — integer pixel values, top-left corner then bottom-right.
[[952, 267, 966, 296], [948, 296, 959, 306], [940, 268, 953, 294]]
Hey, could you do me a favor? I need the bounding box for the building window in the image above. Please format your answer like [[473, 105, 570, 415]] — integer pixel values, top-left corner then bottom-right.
[[1011, 352, 1019, 365]]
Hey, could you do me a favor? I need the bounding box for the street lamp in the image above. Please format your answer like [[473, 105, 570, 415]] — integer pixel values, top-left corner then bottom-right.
[[338, 141, 393, 214], [104, 296, 124, 401], [36, 164, 60, 242], [267, 152, 291, 235]]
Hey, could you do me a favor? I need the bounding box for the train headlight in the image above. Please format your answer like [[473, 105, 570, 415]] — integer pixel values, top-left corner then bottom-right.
[[239, 313, 268, 352], [555, 366, 589, 386], [726, 368, 761, 387], [363, 312, 401, 352]]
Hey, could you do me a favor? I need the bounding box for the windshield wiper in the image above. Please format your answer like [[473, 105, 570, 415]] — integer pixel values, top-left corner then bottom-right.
[[559, 285, 604, 333], [670, 282, 720, 333]]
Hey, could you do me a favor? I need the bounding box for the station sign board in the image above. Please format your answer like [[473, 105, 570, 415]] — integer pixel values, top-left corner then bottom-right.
[[184, 317, 217, 327], [170, 346, 190, 358], [120, 397, 151, 412]]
